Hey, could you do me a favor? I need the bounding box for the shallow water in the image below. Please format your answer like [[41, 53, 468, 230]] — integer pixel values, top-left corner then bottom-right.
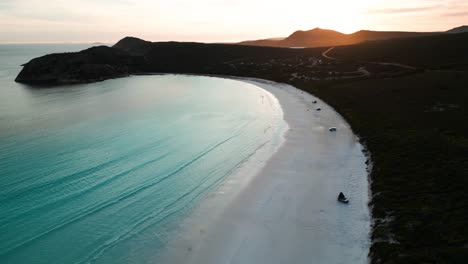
[[0, 45, 286, 264], [161, 80, 371, 264]]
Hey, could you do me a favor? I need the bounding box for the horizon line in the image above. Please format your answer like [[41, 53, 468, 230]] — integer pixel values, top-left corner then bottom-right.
[[1, 24, 465, 45]]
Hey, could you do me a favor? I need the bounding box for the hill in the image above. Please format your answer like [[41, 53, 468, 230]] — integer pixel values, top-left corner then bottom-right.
[[15, 39, 324, 84], [15, 46, 146, 84], [281, 28, 351, 47], [238, 27, 450, 48], [113, 36, 153, 55], [239, 27, 354, 47], [16, 32, 468, 84], [328, 32, 468, 69], [447, 25, 468, 34]]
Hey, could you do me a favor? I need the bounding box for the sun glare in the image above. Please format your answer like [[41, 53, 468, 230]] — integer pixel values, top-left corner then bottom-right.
[[1, 0, 466, 42], [292, 0, 368, 33]]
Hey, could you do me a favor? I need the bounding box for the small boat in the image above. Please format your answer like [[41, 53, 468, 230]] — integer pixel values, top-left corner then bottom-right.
[[329, 127, 337, 132], [316, 108, 321, 111], [337, 192, 349, 204], [312, 100, 317, 104]]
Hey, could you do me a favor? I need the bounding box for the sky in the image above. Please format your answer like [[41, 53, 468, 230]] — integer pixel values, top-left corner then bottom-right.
[[0, 0, 467, 43]]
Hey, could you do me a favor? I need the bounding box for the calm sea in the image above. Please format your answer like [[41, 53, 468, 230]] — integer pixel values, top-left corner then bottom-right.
[[0, 44, 286, 263]]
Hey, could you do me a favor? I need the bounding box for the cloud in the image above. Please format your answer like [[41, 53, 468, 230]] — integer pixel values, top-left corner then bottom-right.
[[443, 11, 468, 16], [367, 5, 440, 15]]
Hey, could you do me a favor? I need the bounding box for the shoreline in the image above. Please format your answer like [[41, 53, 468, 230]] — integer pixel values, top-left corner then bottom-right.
[[160, 76, 371, 264], [12, 34, 468, 262]]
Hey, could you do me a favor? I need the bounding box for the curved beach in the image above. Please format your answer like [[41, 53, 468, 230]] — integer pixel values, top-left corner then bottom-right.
[[161, 77, 371, 264]]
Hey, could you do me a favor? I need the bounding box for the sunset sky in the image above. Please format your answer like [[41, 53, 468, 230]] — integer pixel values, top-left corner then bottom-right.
[[0, 0, 467, 43]]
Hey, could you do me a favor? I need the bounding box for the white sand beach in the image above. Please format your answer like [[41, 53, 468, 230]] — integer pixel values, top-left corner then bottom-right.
[[160, 77, 371, 264]]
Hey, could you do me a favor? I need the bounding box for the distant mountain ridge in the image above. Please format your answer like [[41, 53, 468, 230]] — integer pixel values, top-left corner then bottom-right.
[[446, 25, 468, 34], [238, 26, 466, 48]]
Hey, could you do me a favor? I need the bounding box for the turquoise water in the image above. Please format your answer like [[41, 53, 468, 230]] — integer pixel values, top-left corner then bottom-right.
[[0, 45, 285, 263]]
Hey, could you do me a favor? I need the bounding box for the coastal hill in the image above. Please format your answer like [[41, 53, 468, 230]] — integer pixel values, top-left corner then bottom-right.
[[15, 30, 468, 85], [113, 36, 153, 55], [446, 25, 468, 34], [328, 32, 468, 69], [16, 41, 323, 84], [282, 28, 356, 47], [237, 26, 468, 48], [14, 46, 147, 84]]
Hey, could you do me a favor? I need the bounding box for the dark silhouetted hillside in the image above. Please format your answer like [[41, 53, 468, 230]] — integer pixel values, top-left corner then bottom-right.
[[113, 36, 153, 55], [281, 28, 350, 47], [447, 25, 468, 34], [239, 27, 352, 47], [16, 38, 324, 84], [349, 30, 438, 42], [328, 32, 468, 69], [238, 27, 451, 48], [16, 32, 468, 85], [15, 46, 146, 84]]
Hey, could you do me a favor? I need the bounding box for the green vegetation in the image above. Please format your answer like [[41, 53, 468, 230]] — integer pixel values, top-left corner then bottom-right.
[[297, 71, 468, 264], [329, 33, 468, 70]]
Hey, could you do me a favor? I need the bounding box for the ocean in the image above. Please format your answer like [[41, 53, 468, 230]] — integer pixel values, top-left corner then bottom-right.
[[0, 44, 286, 263]]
